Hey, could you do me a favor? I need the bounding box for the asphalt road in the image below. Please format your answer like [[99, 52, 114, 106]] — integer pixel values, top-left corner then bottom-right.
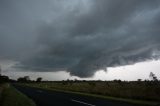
[[13, 84, 141, 106]]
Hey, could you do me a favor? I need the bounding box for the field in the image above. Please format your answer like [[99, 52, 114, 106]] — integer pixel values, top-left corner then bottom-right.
[[20, 80, 160, 102]]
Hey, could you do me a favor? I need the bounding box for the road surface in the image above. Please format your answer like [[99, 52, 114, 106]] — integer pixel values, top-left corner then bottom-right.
[[13, 84, 141, 106]]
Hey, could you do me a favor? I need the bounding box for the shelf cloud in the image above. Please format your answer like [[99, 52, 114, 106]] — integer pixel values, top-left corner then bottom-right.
[[1, 0, 160, 77]]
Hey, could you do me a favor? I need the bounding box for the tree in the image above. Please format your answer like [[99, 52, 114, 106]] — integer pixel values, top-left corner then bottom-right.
[[149, 72, 158, 81], [24, 76, 30, 81], [17, 76, 30, 82], [137, 79, 142, 82], [0, 75, 9, 83], [36, 77, 42, 82]]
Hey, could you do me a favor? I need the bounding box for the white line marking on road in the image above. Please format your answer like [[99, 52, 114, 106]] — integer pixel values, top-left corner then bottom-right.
[[71, 99, 96, 106]]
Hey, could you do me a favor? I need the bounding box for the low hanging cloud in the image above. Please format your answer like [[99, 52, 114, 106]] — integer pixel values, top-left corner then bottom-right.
[[1, 0, 160, 77]]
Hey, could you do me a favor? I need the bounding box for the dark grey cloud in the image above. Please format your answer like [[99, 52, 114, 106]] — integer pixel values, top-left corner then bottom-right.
[[1, 0, 160, 77]]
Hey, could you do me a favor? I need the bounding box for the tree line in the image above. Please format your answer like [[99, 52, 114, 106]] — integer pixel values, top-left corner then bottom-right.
[[0, 72, 159, 84]]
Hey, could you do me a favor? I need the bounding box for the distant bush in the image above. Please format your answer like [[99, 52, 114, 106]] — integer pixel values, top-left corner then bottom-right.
[[149, 72, 158, 81], [17, 76, 31, 82], [0, 76, 9, 84], [36, 77, 42, 82]]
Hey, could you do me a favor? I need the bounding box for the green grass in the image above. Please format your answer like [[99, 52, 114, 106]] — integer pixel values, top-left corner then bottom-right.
[[1, 84, 36, 106], [19, 82, 158, 106]]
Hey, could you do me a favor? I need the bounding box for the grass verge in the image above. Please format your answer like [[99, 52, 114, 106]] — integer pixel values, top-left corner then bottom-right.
[[1, 84, 36, 106], [20, 84, 159, 106]]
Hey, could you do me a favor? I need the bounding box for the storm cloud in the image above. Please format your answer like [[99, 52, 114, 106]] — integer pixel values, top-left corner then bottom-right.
[[1, 0, 160, 77]]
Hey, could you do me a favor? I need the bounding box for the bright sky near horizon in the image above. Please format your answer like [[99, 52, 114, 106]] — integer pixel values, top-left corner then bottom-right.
[[2, 60, 160, 81]]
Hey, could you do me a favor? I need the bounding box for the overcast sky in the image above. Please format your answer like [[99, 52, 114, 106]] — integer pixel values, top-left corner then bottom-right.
[[0, 0, 160, 80]]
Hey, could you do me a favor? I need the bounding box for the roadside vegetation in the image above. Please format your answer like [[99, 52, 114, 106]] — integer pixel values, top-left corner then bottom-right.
[[0, 83, 36, 106], [21, 80, 160, 101]]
